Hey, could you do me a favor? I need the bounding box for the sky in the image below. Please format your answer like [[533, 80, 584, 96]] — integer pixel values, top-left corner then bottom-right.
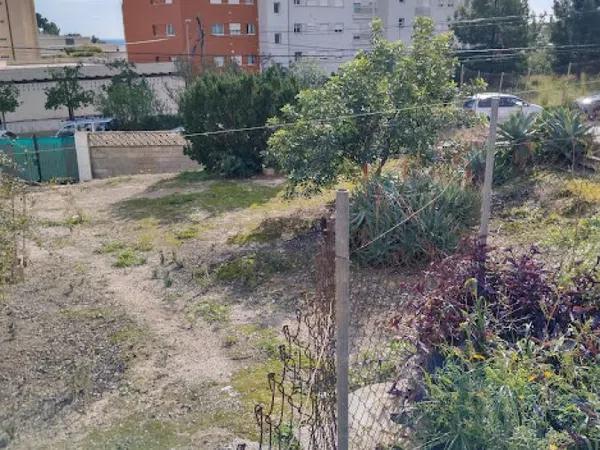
[[34, 0, 124, 40], [34, 0, 554, 41]]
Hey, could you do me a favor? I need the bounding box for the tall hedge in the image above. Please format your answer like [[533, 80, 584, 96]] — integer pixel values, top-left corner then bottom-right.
[[180, 66, 298, 177]]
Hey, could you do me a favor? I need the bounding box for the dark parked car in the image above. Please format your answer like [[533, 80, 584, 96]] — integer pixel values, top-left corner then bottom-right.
[[575, 93, 600, 120]]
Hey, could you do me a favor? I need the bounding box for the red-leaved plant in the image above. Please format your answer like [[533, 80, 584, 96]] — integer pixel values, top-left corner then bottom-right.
[[397, 242, 600, 358]]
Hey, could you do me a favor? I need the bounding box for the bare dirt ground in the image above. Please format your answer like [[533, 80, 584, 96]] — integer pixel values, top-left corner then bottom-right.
[[1, 173, 328, 449]]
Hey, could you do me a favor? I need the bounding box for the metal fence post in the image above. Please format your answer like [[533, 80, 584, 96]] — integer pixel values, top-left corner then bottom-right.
[[479, 97, 499, 247], [499, 72, 504, 92], [32, 134, 42, 182], [335, 189, 350, 450]]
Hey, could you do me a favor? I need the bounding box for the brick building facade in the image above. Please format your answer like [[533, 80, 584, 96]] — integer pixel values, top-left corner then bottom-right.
[[122, 0, 259, 71]]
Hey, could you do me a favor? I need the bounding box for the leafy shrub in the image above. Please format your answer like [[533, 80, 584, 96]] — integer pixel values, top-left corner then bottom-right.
[[406, 245, 600, 356], [350, 174, 479, 266], [539, 107, 593, 168], [181, 66, 298, 177], [413, 338, 600, 449], [498, 111, 538, 173]]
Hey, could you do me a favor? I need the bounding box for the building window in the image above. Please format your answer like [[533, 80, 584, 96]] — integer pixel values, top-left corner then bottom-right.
[[274, 32, 282, 44], [273, 1, 280, 13], [212, 23, 225, 35], [246, 23, 256, 34], [231, 55, 243, 65], [353, 34, 361, 40], [247, 54, 257, 65], [214, 56, 225, 67], [229, 0, 240, 3], [293, 0, 301, 4], [230, 23, 241, 35], [294, 51, 303, 61], [210, 0, 222, 3], [334, 23, 344, 33], [398, 18, 405, 27], [243, 0, 254, 3], [166, 24, 175, 36], [293, 23, 302, 33]]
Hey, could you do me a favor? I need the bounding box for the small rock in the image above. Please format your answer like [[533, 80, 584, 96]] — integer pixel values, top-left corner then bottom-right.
[[0, 431, 10, 448]]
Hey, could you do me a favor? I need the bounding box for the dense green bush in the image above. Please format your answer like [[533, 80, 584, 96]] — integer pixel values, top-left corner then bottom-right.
[[180, 66, 298, 177], [414, 338, 600, 449], [350, 174, 479, 266]]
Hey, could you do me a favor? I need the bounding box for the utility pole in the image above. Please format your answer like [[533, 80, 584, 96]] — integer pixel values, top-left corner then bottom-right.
[[185, 19, 192, 61], [479, 97, 499, 247], [335, 189, 350, 450]]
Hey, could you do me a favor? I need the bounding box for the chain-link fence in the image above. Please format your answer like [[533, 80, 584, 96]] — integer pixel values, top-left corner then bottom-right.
[[252, 213, 419, 450]]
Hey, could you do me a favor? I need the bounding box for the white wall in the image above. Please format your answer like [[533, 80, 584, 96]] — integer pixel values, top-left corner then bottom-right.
[[1, 63, 185, 134], [260, 0, 355, 73]]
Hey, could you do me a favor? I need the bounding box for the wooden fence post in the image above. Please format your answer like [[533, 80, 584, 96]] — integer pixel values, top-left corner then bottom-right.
[[479, 98, 499, 247], [460, 64, 464, 86], [335, 189, 350, 450], [567, 62, 572, 77], [499, 72, 504, 92]]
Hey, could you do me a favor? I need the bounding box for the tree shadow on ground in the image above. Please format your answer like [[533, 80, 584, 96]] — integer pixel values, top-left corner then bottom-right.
[[113, 178, 282, 224]]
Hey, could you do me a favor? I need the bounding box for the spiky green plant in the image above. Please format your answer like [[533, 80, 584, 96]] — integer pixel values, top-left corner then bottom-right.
[[539, 107, 592, 169], [350, 174, 479, 267], [498, 111, 539, 172]]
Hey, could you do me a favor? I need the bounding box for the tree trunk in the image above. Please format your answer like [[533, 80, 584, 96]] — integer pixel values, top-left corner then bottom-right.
[[375, 156, 388, 176], [1, 111, 5, 130], [68, 107, 75, 121]]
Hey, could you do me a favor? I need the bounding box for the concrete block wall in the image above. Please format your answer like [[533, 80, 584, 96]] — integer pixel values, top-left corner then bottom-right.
[[89, 145, 199, 179]]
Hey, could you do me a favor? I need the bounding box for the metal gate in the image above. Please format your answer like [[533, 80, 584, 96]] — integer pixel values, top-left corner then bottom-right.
[[0, 136, 79, 183]]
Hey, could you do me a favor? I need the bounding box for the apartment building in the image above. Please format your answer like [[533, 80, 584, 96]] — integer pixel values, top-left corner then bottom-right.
[[260, 0, 459, 72], [122, 0, 459, 73], [122, 0, 260, 71], [259, 0, 355, 74], [0, 0, 40, 63]]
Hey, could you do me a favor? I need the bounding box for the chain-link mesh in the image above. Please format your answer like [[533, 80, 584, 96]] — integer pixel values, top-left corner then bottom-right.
[[347, 270, 415, 450], [255, 219, 337, 450]]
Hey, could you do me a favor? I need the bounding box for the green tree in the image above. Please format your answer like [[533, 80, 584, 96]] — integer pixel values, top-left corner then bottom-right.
[[452, 0, 533, 73], [0, 83, 19, 130], [180, 66, 299, 177], [267, 18, 477, 194], [44, 64, 94, 121], [289, 59, 329, 89], [550, 0, 600, 74], [97, 60, 160, 125], [36, 13, 60, 35]]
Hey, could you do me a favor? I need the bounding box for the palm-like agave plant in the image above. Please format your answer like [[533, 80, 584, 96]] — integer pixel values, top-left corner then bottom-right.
[[539, 107, 593, 169], [498, 111, 538, 172]]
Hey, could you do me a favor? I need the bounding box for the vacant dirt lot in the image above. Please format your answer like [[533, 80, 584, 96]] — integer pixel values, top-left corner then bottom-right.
[[1, 172, 329, 449]]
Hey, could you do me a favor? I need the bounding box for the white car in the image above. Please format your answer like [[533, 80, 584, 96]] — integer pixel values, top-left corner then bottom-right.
[[0, 129, 17, 139], [463, 93, 543, 123]]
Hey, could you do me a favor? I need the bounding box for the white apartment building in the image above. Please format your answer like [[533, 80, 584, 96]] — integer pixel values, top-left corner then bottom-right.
[[258, 0, 459, 73]]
